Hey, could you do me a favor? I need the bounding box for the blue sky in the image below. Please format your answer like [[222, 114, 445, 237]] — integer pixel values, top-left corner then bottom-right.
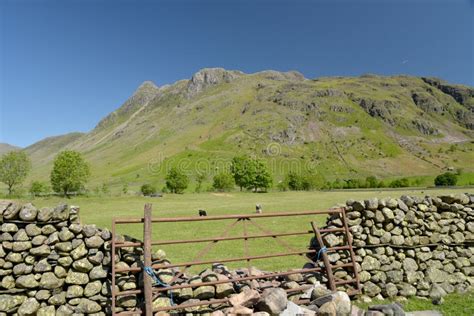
[[1, 0, 472, 147]]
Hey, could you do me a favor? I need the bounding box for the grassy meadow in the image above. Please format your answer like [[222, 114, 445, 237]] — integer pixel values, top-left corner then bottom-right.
[[16, 187, 471, 271]]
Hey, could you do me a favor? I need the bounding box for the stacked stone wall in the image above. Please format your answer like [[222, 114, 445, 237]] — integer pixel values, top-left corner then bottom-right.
[[321, 193, 474, 301]]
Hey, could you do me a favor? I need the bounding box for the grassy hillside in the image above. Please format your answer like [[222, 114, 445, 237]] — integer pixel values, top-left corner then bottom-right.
[[21, 69, 474, 192], [0, 143, 21, 155]]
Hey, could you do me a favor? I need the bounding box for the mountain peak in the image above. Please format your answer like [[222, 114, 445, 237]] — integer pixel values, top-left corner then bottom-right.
[[134, 80, 159, 95], [186, 68, 244, 97]]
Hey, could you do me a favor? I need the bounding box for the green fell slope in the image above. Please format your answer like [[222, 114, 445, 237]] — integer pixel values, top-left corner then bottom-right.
[[23, 68, 474, 190]]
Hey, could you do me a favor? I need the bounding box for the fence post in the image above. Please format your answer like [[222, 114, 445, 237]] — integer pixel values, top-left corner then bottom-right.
[[143, 203, 153, 315]]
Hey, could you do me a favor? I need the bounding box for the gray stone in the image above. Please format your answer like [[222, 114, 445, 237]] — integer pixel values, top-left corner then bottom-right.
[[403, 258, 418, 272], [363, 281, 381, 297], [318, 301, 337, 316], [48, 292, 66, 305], [82, 225, 98, 237], [67, 285, 84, 298], [65, 270, 89, 285], [90, 265, 108, 280], [429, 284, 446, 305], [40, 272, 64, 289], [0, 294, 26, 312], [71, 243, 87, 260], [37, 207, 54, 222], [361, 256, 380, 271], [256, 288, 288, 315], [37, 306, 56, 316], [85, 235, 104, 248], [16, 275, 39, 289], [18, 297, 39, 315], [76, 298, 102, 314], [399, 283, 417, 297], [52, 204, 69, 221], [193, 285, 215, 300], [72, 258, 93, 272], [368, 303, 405, 316], [19, 203, 37, 221]]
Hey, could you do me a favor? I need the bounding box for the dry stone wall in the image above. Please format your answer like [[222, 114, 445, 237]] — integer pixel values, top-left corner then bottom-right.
[[1, 193, 473, 315], [0, 201, 120, 315], [321, 193, 474, 301]]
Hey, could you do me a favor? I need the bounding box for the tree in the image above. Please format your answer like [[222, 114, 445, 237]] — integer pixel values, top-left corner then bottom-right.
[[0, 151, 31, 195], [434, 172, 458, 186], [165, 167, 188, 193], [212, 172, 235, 191], [286, 171, 303, 191], [141, 184, 157, 196], [50, 150, 90, 197], [195, 173, 206, 193], [389, 177, 410, 188], [365, 176, 378, 188], [231, 156, 272, 192], [29, 181, 48, 197], [250, 159, 272, 192], [230, 156, 255, 191]]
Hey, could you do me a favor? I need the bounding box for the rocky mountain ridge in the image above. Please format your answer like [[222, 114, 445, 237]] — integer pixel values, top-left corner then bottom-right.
[[17, 68, 474, 188]]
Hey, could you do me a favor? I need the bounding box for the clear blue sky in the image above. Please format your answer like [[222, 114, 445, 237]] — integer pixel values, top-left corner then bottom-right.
[[1, 0, 472, 147]]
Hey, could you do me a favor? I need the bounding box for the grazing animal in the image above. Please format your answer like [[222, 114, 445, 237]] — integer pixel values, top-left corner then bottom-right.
[[256, 204, 262, 214], [199, 209, 207, 216]]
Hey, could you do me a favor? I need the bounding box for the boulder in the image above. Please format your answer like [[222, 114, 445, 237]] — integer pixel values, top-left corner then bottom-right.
[[18, 297, 40, 316], [19, 204, 37, 221], [256, 288, 287, 315], [229, 288, 260, 307]]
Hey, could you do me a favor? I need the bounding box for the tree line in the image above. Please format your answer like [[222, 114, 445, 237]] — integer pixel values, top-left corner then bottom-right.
[[140, 155, 273, 195], [0, 150, 90, 197], [0, 150, 465, 197]]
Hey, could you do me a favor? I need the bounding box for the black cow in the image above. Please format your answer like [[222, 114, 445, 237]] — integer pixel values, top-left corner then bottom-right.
[[199, 209, 207, 216]]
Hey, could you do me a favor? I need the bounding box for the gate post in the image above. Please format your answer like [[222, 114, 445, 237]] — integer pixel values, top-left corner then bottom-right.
[[143, 203, 153, 315]]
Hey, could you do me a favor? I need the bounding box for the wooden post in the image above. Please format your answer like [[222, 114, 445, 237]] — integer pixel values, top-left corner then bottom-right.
[[311, 221, 336, 291], [341, 209, 361, 292], [143, 204, 153, 315]]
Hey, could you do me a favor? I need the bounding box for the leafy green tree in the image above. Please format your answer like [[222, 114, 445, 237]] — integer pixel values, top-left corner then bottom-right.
[[231, 156, 272, 192], [29, 181, 48, 197], [50, 150, 90, 197], [0, 151, 31, 195], [389, 177, 410, 188], [331, 178, 344, 189], [195, 173, 206, 193], [165, 167, 189, 193], [365, 176, 378, 188], [251, 159, 272, 192], [230, 156, 255, 191], [141, 184, 157, 196], [434, 172, 458, 186], [286, 171, 303, 190], [212, 172, 235, 191]]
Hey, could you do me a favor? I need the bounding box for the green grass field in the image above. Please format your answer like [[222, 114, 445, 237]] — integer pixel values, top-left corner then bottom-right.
[[13, 188, 473, 315], [17, 188, 471, 271]]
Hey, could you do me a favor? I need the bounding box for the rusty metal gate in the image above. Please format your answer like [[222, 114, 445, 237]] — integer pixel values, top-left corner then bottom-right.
[[111, 204, 360, 315]]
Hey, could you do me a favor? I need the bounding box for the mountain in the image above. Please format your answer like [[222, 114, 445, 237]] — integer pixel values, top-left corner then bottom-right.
[[0, 143, 21, 155], [24, 68, 474, 190]]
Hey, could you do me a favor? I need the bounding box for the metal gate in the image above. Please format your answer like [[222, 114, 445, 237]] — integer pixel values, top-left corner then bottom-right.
[[111, 204, 360, 315]]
